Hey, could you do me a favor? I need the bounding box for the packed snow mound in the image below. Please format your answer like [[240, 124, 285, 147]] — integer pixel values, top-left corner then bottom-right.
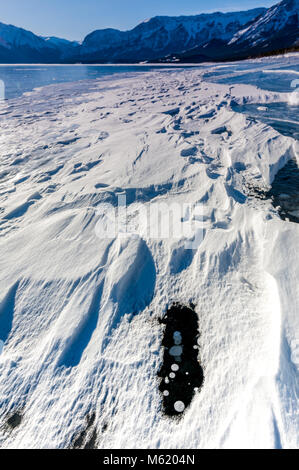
[[0, 59, 298, 449]]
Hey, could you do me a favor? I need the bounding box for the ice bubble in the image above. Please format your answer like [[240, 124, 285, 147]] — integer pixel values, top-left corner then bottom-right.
[[171, 364, 179, 372], [0, 340, 4, 355], [174, 401, 185, 413], [165, 377, 169, 384], [169, 346, 183, 356], [163, 390, 169, 396], [173, 331, 182, 345], [169, 372, 176, 379]]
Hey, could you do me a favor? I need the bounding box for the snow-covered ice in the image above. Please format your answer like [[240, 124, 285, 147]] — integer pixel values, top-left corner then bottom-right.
[[0, 56, 298, 449]]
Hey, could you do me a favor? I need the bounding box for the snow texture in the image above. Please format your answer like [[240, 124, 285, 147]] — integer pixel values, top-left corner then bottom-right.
[[0, 56, 298, 449]]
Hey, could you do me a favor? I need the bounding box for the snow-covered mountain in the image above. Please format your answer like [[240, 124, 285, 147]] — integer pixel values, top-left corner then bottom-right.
[[42, 36, 79, 48], [0, 0, 297, 63], [0, 23, 78, 62], [164, 0, 299, 62], [229, 0, 299, 53], [230, 0, 298, 46], [41, 36, 80, 60], [0, 22, 47, 51], [79, 9, 266, 62]]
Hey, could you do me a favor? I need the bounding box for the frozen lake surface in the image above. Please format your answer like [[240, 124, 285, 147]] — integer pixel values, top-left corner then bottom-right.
[[0, 55, 298, 449], [0, 64, 197, 100]]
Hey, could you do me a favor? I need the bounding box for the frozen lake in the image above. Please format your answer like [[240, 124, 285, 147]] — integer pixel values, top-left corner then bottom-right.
[[0, 55, 298, 449], [0, 64, 196, 100], [204, 56, 299, 141], [1, 58, 298, 143]]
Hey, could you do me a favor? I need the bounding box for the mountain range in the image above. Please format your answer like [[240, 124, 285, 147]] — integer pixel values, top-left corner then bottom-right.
[[0, 0, 297, 63]]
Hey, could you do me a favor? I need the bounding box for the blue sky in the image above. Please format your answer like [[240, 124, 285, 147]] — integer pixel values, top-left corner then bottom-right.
[[0, 0, 277, 41]]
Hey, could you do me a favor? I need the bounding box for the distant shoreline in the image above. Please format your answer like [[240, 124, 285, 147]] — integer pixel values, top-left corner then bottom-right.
[[0, 51, 298, 67]]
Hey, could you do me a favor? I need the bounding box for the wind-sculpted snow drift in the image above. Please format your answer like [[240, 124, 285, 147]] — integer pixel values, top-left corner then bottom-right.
[[0, 57, 298, 449]]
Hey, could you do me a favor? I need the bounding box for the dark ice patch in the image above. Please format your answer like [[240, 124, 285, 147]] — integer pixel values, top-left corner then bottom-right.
[[248, 158, 299, 224], [6, 411, 23, 429], [158, 304, 204, 418], [71, 413, 97, 449], [267, 158, 299, 223]]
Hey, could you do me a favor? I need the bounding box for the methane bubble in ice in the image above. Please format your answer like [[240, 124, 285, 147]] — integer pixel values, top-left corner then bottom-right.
[[173, 331, 182, 345], [163, 390, 169, 396], [174, 401, 185, 413], [169, 346, 183, 356], [158, 304, 204, 418]]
